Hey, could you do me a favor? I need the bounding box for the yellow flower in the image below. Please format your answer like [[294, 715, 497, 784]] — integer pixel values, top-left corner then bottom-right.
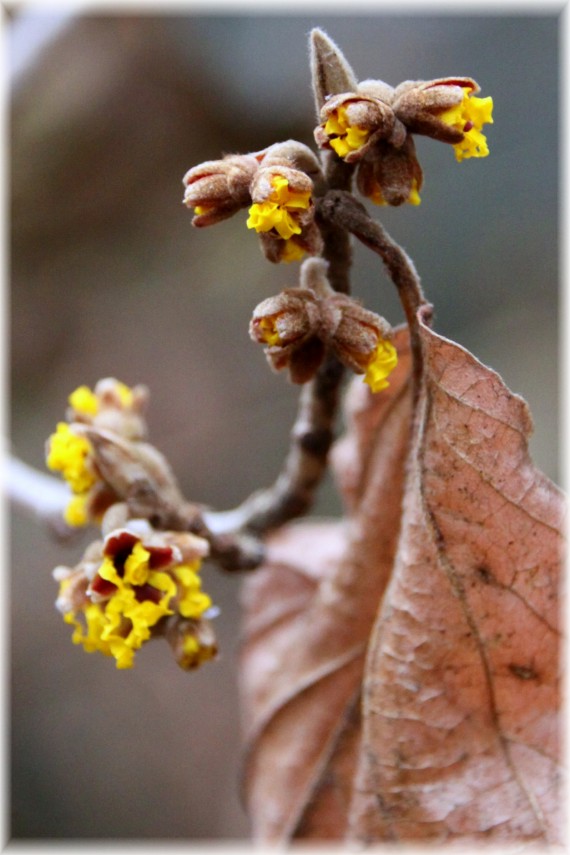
[[46, 423, 97, 494], [439, 88, 494, 162], [46, 421, 99, 526], [63, 494, 89, 527], [57, 532, 214, 669], [247, 175, 311, 241], [68, 385, 99, 416], [324, 105, 371, 158], [363, 339, 399, 393], [123, 541, 151, 586], [174, 562, 213, 619], [256, 316, 282, 347]]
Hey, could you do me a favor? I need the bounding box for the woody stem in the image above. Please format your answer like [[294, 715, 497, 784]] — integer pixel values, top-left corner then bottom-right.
[[204, 160, 354, 547]]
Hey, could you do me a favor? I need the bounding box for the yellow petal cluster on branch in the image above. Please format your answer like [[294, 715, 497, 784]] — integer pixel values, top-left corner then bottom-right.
[[250, 263, 398, 392], [438, 87, 494, 161], [247, 175, 311, 241], [315, 77, 493, 205], [54, 524, 216, 670], [46, 379, 147, 527]]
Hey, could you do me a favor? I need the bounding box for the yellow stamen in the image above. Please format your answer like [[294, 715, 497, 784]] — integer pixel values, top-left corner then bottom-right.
[[364, 339, 399, 393], [439, 88, 493, 162], [46, 423, 97, 494], [123, 541, 151, 586], [174, 562, 212, 620], [64, 494, 89, 527], [246, 176, 311, 241], [68, 385, 99, 416], [258, 316, 282, 346], [324, 105, 371, 159]]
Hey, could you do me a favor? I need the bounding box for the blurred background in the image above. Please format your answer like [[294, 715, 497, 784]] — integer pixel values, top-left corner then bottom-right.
[[9, 8, 560, 842]]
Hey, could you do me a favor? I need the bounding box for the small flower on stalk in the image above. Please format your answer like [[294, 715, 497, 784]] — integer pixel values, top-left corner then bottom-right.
[[183, 154, 260, 227], [183, 141, 323, 262], [250, 261, 398, 392], [326, 293, 398, 392], [314, 75, 493, 205], [315, 87, 404, 161], [437, 86, 494, 161], [46, 379, 142, 527], [46, 379, 181, 528], [66, 377, 148, 441], [249, 288, 325, 383], [53, 520, 217, 670], [247, 166, 322, 263]]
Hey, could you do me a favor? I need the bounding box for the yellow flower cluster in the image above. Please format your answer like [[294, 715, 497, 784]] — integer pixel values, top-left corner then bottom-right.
[[324, 105, 371, 158], [59, 534, 214, 669], [440, 88, 494, 161], [46, 422, 97, 526], [247, 175, 311, 243], [46, 380, 138, 527]]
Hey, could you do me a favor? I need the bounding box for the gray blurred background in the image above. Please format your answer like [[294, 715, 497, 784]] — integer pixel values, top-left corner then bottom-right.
[[9, 8, 560, 842]]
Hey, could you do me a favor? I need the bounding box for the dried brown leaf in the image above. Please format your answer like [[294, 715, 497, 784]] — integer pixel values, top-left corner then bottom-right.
[[239, 314, 564, 846]]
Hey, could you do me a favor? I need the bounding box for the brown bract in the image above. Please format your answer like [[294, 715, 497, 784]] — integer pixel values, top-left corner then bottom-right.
[[239, 314, 563, 845]]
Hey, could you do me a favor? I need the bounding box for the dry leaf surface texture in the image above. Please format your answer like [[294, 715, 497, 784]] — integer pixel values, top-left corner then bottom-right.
[[239, 313, 564, 846]]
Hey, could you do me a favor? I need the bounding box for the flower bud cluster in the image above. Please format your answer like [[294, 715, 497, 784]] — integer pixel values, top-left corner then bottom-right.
[[249, 262, 398, 392], [314, 77, 493, 205], [183, 141, 323, 263]]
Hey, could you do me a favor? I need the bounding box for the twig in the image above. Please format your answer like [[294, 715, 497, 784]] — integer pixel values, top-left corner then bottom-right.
[[204, 159, 355, 539], [6, 454, 79, 541], [318, 189, 431, 401]]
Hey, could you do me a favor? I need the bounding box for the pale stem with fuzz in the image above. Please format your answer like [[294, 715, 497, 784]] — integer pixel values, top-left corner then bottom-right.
[[318, 189, 430, 401]]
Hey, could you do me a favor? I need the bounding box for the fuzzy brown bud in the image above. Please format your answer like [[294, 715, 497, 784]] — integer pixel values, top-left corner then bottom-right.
[[257, 140, 324, 187], [249, 288, 325, 383], [163, 615, 218, 671], [357, 135, 423, 207], [183, 153, 260, 226], [315, 92, 406, 162], [310, 28, 359, 114], [324, 294, 393, 373]]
